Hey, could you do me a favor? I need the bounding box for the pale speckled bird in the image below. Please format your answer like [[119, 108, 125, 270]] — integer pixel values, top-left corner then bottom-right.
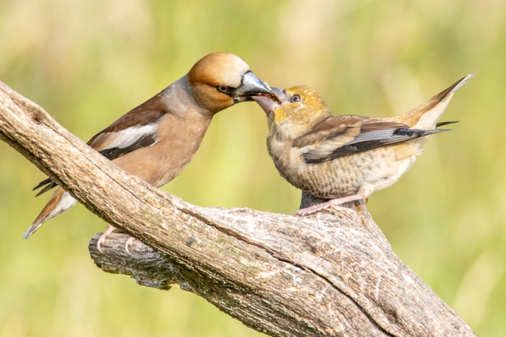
[[254, 74, 473, 216], [25, 52, 274, 250]]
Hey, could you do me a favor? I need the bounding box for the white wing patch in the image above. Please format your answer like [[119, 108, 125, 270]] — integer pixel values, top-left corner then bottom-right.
[[91, 124, 158, 151]]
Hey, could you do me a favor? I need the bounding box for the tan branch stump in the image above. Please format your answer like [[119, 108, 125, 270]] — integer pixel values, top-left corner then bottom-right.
[[0, 81, 476, 337]]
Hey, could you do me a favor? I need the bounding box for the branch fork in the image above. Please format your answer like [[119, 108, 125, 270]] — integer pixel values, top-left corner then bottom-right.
[[0, 81, 476, 337]]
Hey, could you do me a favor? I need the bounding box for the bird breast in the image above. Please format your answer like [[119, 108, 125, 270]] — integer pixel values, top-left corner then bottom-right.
[[268, 137, 425, 199], [112, 109, 212, 188]]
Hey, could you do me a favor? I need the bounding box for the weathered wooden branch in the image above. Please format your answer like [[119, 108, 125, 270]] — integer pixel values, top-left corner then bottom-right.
[[0, 81, 476, 337]]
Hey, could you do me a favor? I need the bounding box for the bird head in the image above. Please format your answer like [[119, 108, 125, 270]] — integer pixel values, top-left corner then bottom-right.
[[188, 53, 275, 114], [254, 85, 331, 139]]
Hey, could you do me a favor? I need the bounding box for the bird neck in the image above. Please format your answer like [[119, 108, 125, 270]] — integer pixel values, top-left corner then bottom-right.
[[167, 75, 216, 119], [269, 111, 330, 142]]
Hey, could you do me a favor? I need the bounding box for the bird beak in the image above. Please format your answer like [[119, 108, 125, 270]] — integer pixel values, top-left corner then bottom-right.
[[234, 71, 276, 103], [252, 87, 285, 115]]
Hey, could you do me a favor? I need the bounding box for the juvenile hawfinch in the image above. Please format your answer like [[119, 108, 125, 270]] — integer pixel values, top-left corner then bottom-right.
[[25, 52, 274, 250], [254, 74, 473, 216]]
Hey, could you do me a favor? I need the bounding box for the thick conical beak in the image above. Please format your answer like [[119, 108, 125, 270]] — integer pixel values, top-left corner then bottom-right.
[[253, 87, 285, 115], [234, 71, 274, 103]]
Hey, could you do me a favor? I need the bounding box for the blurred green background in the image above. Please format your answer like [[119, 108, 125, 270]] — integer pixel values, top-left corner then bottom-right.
[[0, 0, 505, 336]]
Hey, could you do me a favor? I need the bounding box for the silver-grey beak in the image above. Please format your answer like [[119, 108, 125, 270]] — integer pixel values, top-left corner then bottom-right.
[[270, 87, 285, 102], [234, 71, 273, 103], [253, 87, 285, 115]]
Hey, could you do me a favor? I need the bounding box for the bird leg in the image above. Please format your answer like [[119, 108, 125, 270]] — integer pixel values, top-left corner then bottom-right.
[[97, 223, 116, 252], [297, 183, 374, 217]]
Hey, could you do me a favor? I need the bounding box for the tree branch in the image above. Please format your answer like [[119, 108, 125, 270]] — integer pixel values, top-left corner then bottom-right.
[[0, 81, 476, 337]]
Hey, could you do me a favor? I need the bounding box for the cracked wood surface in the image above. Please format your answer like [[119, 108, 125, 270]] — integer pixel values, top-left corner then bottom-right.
[[0, 81, 476, 336]]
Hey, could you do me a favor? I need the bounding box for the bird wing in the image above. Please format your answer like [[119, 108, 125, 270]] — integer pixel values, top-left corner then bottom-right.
[[88, 108, 166, 160], [293, 115, 365, 148], [33, 98, 168, 196], [294, 115, 447, 164]]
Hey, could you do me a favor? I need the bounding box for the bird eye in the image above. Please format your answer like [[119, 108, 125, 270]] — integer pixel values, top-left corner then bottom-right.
[[216, 85, 231, 94], [290, 94, 301, 103]]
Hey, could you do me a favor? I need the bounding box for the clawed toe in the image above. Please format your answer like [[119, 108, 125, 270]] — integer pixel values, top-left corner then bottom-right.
[[97, 224, 116, 252], [328, 205, 358, 220], [124, 237, 136, 254], [297, 202, 357, 219]]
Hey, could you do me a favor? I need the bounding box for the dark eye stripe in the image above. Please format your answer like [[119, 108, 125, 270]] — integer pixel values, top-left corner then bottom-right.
[[216, 85, 234, 95]]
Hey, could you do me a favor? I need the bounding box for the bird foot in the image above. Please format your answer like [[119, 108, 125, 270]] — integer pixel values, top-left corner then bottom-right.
[[97, 223, 116, 252], [124, 237, 136, 255], [297, 202, 358, 219], [97, 224, 136, 254], [296, 184, 374, 219]]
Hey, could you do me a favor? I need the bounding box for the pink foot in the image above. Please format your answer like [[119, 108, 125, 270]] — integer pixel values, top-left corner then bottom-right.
[[297, 202, 358, 219], [124, 237, 136, 255], [297, 183, 374, 218], [97, 223, 116, 252]]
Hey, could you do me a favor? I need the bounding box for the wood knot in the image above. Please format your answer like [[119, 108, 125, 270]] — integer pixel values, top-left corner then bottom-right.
[[28, 108, 46, 124]]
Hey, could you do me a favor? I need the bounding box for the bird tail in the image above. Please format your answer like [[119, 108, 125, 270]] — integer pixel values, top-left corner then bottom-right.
[[402, 74, 474, 130], [24, 187, 77, 239]]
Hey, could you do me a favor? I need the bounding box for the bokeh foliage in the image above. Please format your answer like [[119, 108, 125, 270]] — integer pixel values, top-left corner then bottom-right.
[[1, 0, 505, 336]]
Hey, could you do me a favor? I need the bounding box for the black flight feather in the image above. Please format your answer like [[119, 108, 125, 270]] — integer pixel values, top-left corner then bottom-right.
[[304, 128, 449, 164]]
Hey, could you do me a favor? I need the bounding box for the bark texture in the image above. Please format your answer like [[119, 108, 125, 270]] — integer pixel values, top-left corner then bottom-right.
[[0, 81, 476, 337]]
